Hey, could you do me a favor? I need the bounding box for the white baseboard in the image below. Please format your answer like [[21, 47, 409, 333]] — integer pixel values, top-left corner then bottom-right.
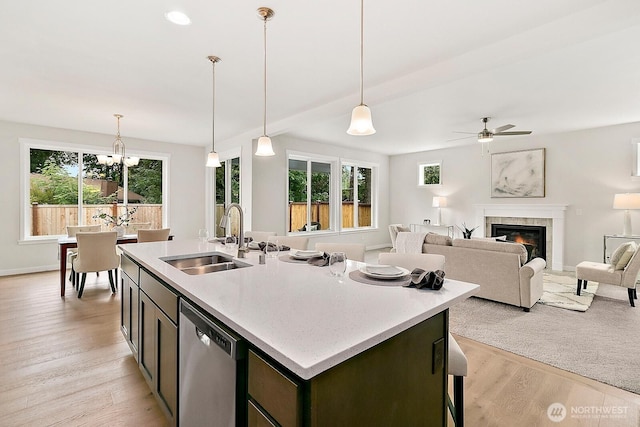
[[0, 264, 59, 277]]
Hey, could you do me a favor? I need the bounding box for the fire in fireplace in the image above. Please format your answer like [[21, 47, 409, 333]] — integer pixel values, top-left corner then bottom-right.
[[490, 224, 546, 261]]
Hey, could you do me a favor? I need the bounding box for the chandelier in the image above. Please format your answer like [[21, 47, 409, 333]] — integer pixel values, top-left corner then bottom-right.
[[97, 114, 139, 167]]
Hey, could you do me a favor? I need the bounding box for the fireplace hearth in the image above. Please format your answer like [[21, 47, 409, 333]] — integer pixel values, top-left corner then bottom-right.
[[491, 224, 546, 261]]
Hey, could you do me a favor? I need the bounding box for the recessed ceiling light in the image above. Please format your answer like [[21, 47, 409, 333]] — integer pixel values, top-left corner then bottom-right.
[[165, 10, 191, 26]]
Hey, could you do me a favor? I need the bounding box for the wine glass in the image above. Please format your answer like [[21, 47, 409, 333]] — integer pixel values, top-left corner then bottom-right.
[[265, 236, 280, 259], [329, 252, 347, 277], [198, 228, 209, 243]]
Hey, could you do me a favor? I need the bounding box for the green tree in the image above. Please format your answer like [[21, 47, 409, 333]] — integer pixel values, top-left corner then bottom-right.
[[30, 160, 106, 204], [128, 159, 163, 204]]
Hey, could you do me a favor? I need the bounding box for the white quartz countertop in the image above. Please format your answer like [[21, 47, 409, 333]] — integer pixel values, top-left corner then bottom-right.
[[120, 239, 479, 380]]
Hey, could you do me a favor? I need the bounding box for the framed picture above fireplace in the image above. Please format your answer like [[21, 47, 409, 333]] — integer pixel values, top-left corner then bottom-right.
[[490, 148, 545, 198]]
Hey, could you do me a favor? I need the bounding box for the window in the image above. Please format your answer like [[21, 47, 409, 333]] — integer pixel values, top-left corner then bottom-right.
[[418, 162, 442, 186], [286, 151, 378, 234], [215, 156, 241, 237], [21, 139, 168, 240], [341, 163, 373, 229], [288, 156, 334, 233], [633, 139, 640, 178]]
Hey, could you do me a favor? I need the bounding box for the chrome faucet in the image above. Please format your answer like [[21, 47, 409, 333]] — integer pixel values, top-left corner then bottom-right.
[[219, 203, 247, 258]]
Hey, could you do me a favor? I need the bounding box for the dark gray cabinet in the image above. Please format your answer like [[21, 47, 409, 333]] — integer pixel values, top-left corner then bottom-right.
[[139, 270, 179, 427], [248, 310, 448, 427], [120, 255, 139, 360]]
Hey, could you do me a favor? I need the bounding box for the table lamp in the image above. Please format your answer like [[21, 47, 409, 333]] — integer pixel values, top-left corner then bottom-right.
[[613, 193, 640, 236], [432, 196, 447, 226]]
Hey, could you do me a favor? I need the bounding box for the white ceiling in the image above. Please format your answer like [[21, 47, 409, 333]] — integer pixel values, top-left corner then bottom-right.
[[1, 0, 640, 155]]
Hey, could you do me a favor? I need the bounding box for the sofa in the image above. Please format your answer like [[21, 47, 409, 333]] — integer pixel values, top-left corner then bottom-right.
[[420, 233, 546, 311]]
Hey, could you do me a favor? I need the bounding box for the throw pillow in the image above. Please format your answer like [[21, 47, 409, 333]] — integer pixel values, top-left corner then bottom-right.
[[424, 232, 453, 246], [611, 241, 637, 270]]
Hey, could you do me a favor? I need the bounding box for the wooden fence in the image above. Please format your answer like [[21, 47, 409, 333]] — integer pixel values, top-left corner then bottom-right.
[[31, 203, 163, 236], [288, 202, 371, 231]]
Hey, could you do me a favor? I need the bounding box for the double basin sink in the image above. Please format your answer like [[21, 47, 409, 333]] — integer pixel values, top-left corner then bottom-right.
[[161, 252, 251, 275]]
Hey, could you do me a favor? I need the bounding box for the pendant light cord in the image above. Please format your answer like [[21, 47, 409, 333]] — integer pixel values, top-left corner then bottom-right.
[[263, 15, 268, 136], [212, 59, 216, 152], [359, 0, 364, 106]]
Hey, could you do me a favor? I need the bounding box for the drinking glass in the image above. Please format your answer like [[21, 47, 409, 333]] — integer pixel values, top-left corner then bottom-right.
[[198, 228, 209, 243], [265, 236, 280, 259], [225, 236, 238, 255], [329, 252, 347, 277]]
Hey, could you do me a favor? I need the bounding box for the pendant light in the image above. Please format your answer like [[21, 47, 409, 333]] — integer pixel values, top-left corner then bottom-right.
[[255, 7, 276, 157], [206, 55, 222, 168], [97, 114, 139, 167], [347, 0, 376, 136]]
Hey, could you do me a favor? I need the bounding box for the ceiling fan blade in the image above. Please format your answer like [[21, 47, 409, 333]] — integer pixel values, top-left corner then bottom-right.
[[492, 124, 515, 133], [452, 131, 477, 135], [494, 131, 532, 136], [446, 135, 475, 142]]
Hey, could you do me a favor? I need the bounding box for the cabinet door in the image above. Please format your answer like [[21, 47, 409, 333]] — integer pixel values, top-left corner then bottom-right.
[[120, 273, 139, 359], [156, 307, 178, 422], [139, 291, 156, 385]]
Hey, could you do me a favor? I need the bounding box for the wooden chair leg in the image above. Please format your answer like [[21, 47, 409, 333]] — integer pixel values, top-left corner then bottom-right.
[[634, 288, 638, 299], [576, 279, 583, 296], [628, 288, 636, 307], [78, 273, 87, 298], [108, 270, 116, 293]]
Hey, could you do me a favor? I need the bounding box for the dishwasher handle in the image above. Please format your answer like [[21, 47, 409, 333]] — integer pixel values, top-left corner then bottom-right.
[[181, 299, 244, 360], [195, 325, 233, 356]]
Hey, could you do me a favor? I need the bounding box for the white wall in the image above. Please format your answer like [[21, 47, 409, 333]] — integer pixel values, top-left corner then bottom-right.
[[250, 134, 391, 250], [0, 120, 205, 275], [390, 121, 640, 270]]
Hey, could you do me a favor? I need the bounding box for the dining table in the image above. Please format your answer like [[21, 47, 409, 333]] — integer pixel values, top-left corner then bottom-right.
[[57, 234, 139, 297]]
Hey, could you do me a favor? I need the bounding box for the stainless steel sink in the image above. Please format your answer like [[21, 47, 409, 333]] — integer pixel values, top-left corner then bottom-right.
[[161, 252, 251, 275]]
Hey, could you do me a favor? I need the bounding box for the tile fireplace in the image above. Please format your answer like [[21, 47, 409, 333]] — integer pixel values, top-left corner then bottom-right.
[[474, 204, 568, 270]]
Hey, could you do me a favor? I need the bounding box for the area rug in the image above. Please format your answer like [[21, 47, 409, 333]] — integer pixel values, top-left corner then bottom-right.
[[449, 285, 640, 394], [539, 272, 598, 312]]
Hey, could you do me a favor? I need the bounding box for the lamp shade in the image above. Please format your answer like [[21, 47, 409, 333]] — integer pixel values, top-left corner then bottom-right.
[[206, 151, 221, 168], [432, 196, 447, 208], [613, 193, 640, 209], [255, 136, 275, 156], [347, 104, 376, 136]]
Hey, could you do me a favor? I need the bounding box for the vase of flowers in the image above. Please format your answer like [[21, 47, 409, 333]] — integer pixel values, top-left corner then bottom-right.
[[92, 207, 137, 237]]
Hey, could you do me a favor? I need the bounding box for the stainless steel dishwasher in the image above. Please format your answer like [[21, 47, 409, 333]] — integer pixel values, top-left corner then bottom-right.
[[179, 299, 247, 427]]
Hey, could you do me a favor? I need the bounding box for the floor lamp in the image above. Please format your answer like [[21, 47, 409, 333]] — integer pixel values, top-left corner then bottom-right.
[[613, 193, 640, 237]]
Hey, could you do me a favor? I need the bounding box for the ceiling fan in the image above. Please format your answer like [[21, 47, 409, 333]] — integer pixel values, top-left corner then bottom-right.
[[451, 117, 532, 143]]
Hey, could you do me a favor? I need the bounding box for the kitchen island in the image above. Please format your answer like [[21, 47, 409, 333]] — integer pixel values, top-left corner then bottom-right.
[[119, 239, 479, 426]]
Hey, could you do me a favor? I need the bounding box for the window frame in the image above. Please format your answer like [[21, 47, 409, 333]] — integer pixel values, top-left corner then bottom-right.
[[418, 161, 442, 187], [19, 138, 170, 242], [632, 139, 640, 180], [340, 158, 378, 231], [285, 150, 379, 235], [286, 151, 338, 235]]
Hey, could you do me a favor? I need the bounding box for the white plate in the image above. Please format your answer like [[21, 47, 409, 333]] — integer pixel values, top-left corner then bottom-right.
[[360, 265, 410, 279], [289, 249, 324, 260], [247, 241, 261, 250]]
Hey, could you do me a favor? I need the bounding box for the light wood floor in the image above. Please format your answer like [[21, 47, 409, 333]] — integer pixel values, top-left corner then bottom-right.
[[1, 271, 639, 426]]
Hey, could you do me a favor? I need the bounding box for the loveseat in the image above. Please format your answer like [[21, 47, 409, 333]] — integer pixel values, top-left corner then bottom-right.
[[421, 233, 546, 311]]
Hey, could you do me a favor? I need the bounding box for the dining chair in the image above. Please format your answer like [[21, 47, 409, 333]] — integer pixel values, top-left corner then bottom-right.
[[272, 236, 309, 250], [128, 222, 152, 233], [244, 231, 276, 243], [315, 243, 366, 262], [377, 252, 465, 425], [66, 225, 102, 284], [137, 228, 171, 243], [72, 231, 120, 298], [378, 252, 445, 272]]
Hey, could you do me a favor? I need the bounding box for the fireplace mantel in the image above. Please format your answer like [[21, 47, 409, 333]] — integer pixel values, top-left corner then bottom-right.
[[474, 204, 568, 271]]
